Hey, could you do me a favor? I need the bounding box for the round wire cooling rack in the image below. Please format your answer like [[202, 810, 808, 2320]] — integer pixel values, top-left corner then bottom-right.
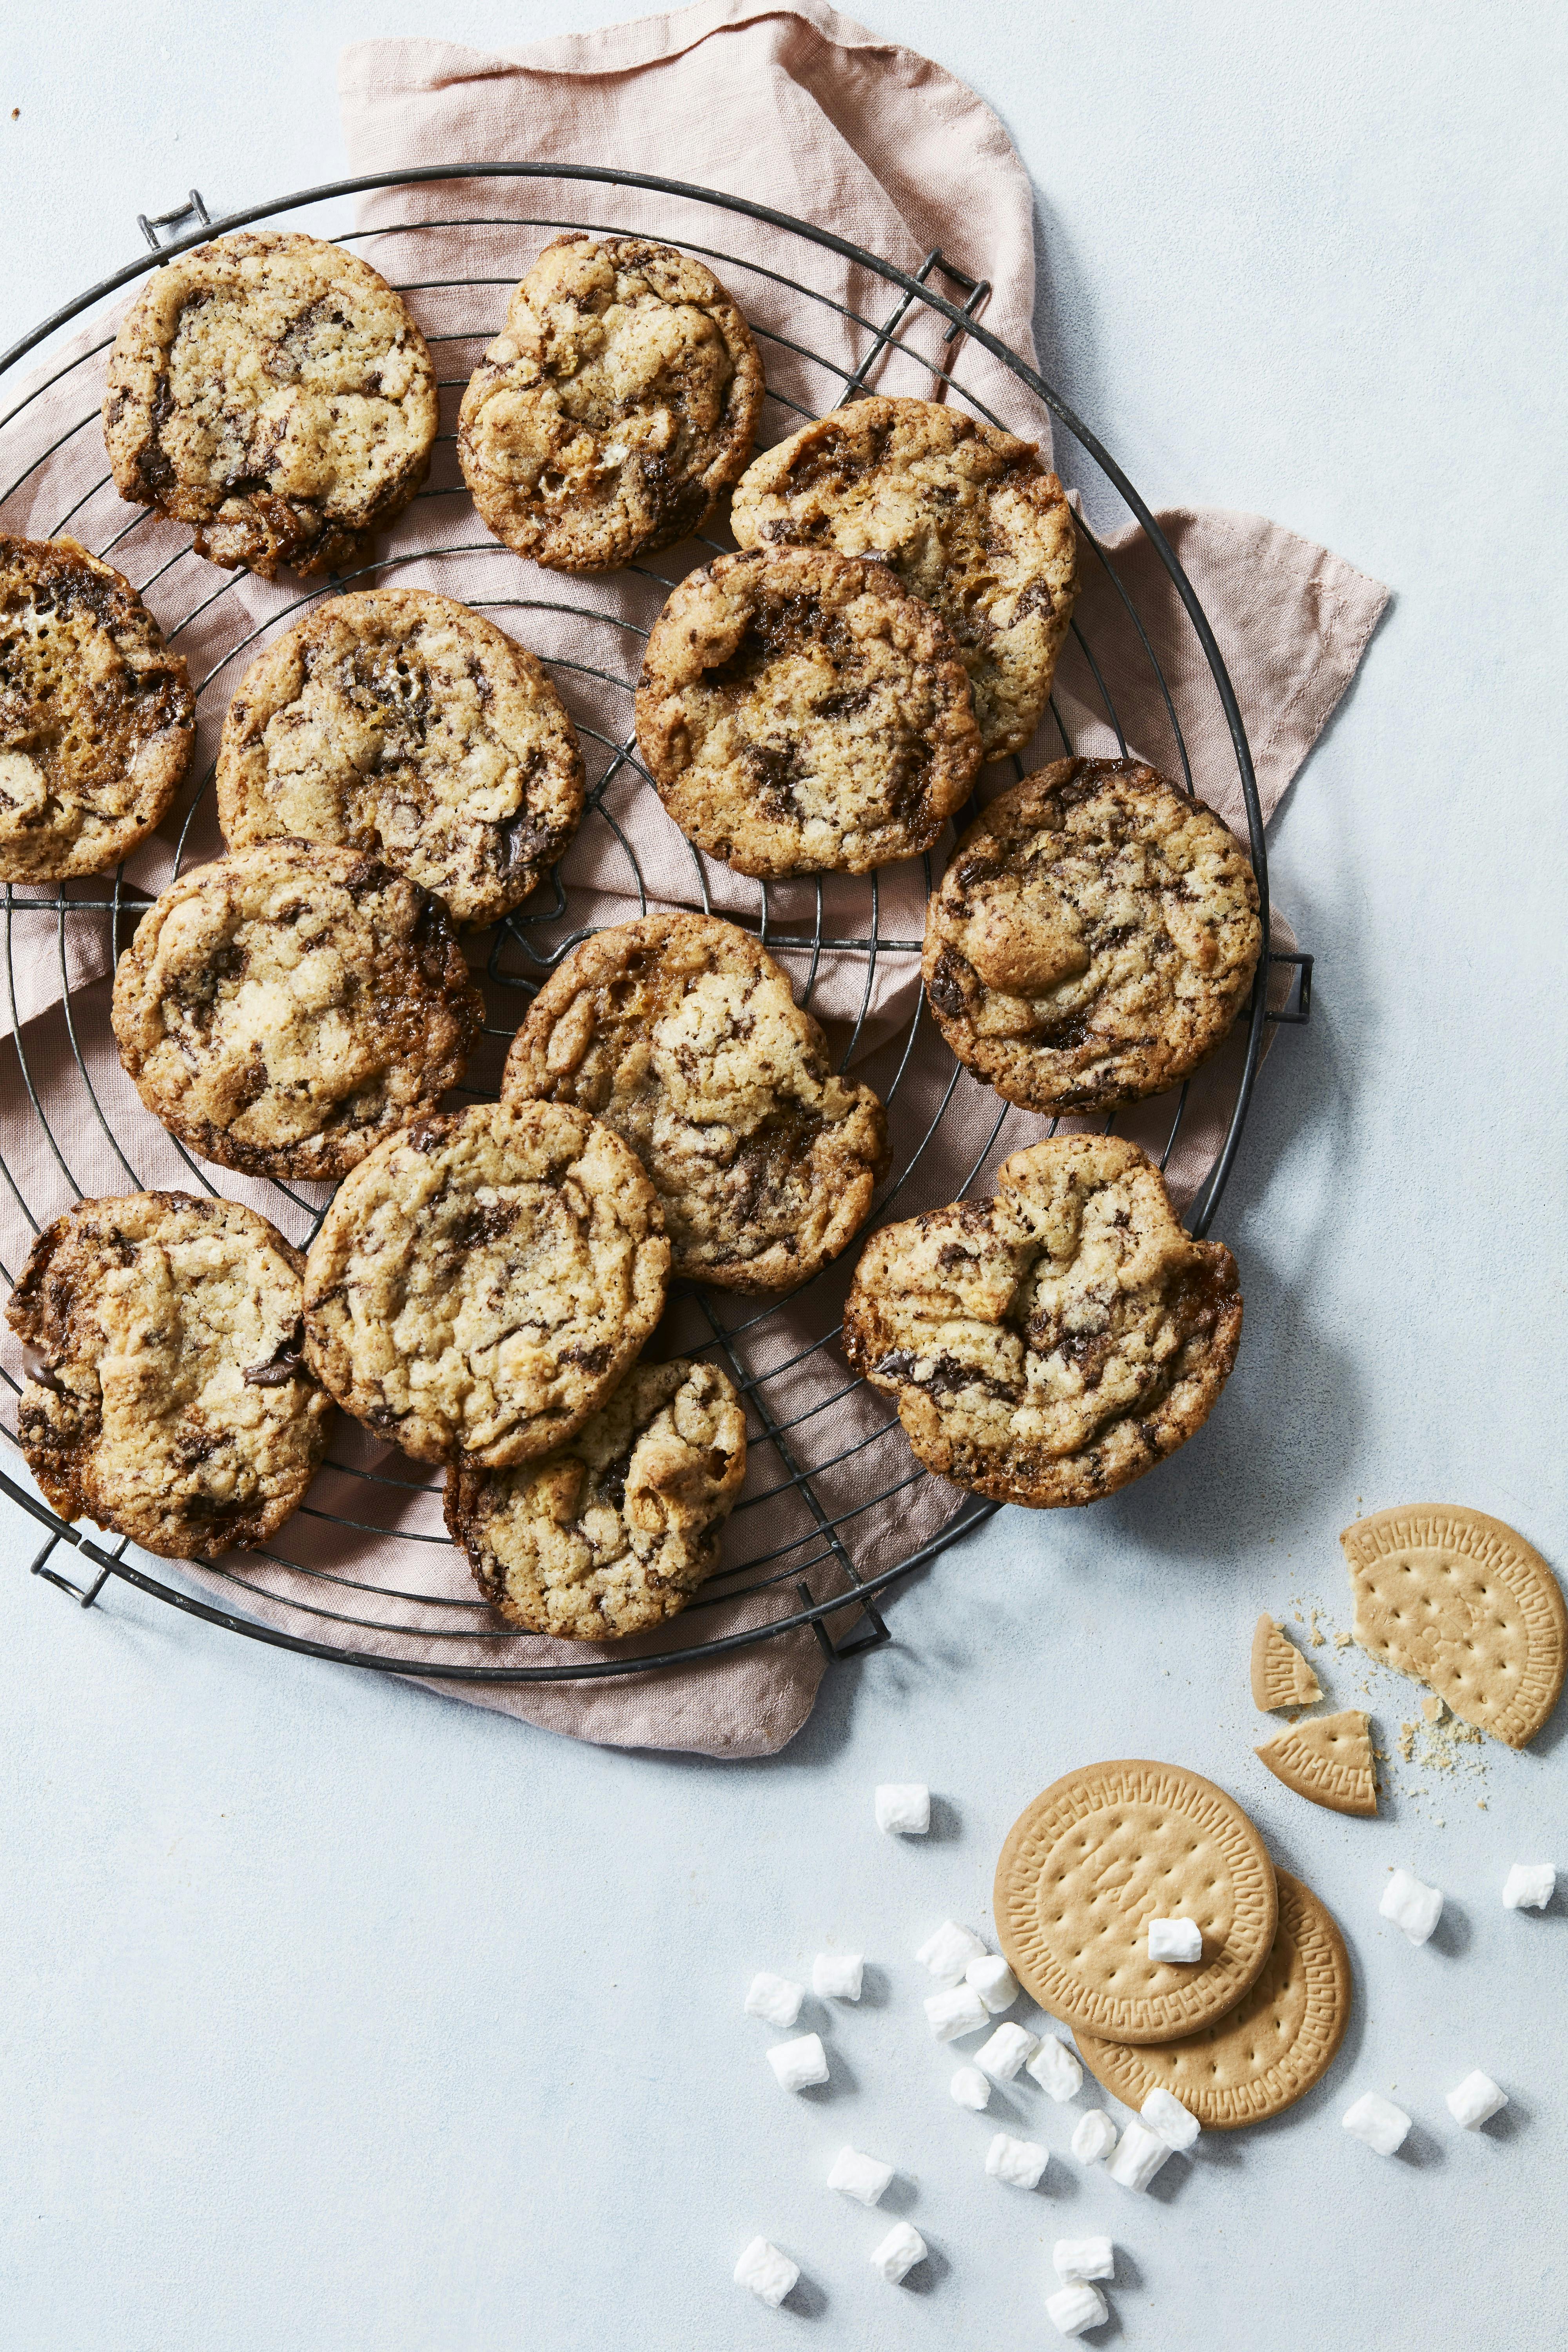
[[0, 166, 1311, 1689]]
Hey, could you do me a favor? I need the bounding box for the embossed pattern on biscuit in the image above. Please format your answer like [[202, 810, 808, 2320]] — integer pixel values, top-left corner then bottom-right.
[[1250, 1613, 1323, 1711], [1255, 1709, 1378, 1817]]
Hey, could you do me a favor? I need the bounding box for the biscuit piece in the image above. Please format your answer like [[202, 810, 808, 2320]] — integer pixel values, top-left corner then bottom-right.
[[5, 1192, 330, 1559], [0, 535, 194, 881], [458, 234, 763, 571], [731, 396, 1077, 760], [501, 913, 889, 1291], [922, 760, 1262, 1112], [635, 546, 981, 877], [1256, 1709, 1377, 1817], [1076, 1871, 1351, 2129], [1341, 1505, 1566, 1748], [445, 1358, 746, 1639], [103, 231, 437, 579], [842, 1134, 1242, 1509], [302, 1100, 669, 1466], [216, 590, 584, 927], [112, 840, 483, 1180], [994, 1761, 1278, 2045], [1250, 1614, 1323, 1711]]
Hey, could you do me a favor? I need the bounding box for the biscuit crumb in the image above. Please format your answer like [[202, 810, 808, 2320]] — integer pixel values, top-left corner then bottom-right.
[[1397, 1723, 1417, 1762], [1423, 1695, 1445, 1724], [1333, 1628, 1353, 1649]]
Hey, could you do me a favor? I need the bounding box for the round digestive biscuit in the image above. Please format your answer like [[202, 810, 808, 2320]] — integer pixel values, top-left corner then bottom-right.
[[0, 535, 194, 881], [457, 234, 763, 572], [635, 545, 981, 877], [445, 1357, 747, 1639], [1255, 1709, 1378, 1817], [5, 1191, 331, 1560], [922, 759, 1261, 1113], [1341, 1504, 1566, 1749], [1076, 1871, 1350, 2128], [730, 395, 1077, 761], [103, 230, 437, 580], [993, 1761, 1278, 2045], [841, 1134, 1242, 1509], [501, 913, 889, 1292], [301, 1100, 669, 1466], [111, 840, 483, 1181], [216, 590, 584, 927]]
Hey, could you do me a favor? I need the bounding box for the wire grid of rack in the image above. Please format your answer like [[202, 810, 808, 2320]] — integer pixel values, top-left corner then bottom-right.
[[0, 167, 1306, 1687]]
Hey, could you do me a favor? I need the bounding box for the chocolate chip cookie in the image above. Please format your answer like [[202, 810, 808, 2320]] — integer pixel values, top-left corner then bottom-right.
[[445, 1357, 747, 1638], [635, 546, 981, 877], [730, 396, 1078, 761], [922, 758, 1262, 1111], [6, 1191, 331, 1559], [215, 589, 584, 927], [502, 912, 889, 1292], [457, 233, 764, 572], [112, 840, 483, 1180], [842, 1134, 1243, 1508], [0, 535, 194, 881], [302, 1100, 670, 1466], [103, 230, 437, 579]]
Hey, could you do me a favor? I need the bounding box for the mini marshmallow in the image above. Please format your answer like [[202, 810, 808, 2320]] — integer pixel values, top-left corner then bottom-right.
[[1342, 2091, 1411, 2155], [869, 2220, 926, 2284], [812, 1951, 864, 2000], [1147, 1915, 1202, 1964], [828, 2145, 895, 2206], [744, 1971, 804, 2029], [1046, 2281, 1108, 2337], [1503, 1863, 1555, 1911], [985, 2131, 1048, 2189], [766, 2033, 829, 2092], [734, 2238, 799, 2307], [916, 1920, 988, 1985], [924, 1983, 989, 2042], [1106, 2118, 1171, 2192], [1071, 2109, 1120, 2165], [1054, 2236, 1115, 2283], [1028, 2035, 1084, 2102], [1445, 2070, 1508, 2129], [1141, 2086, 1201, 2152], [875, 1783, 930, 1835], [950, 2065, 991, 2111], [967, 1952, 1020, 2013], [976, 2022, 1039, 2082], [1379, 1866, 1443, 1945]]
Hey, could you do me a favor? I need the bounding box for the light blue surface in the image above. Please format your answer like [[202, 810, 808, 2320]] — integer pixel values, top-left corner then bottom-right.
[[2, 6, 1564, 2347]]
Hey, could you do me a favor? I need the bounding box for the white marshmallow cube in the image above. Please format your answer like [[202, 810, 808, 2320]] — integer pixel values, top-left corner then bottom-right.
[[976, 2022, 1039, 2082], [985, 2131, 1048, 2189], [1028, 2035, 1084, 2102], [734, 2238, 799, 2307], [744, 1971, 804, 2029], [876, 1783, 930, 1835], [1503, 1863, 1555, 1911], [916, 1919, 988, 1984], [1106, 2118, 1171, 2192], [967, 1952, 1020, 2013], [1379, 1867, 1443, 1944], [869, 2220, 926, 2284], [1342, 2091, 1411, 2155], [1141, 2086, 1201, 2151], [1071, 2109, 1120, 2165], [1446, 2070, 1508, 2129], [812, 1951, 864, 2000], [1147, 1915, 1202, 1963], [924, 1983, 989, 2042], [1054, 2236, 1115, 2283], [951, 2065, 991, 2111], [767, 2033, 829, 2092], [828, 2145, 895, 2206], [1047, 2281, 1108, 2336]]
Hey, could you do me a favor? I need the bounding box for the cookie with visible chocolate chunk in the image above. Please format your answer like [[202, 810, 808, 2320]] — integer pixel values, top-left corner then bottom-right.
[[216, 589, 584, 927], [842, 1134, 1242, 1508], [458, 234, 764, 572], [502, 912, 888, 1292], [635, 545, 981, 877], [446, 1357, 747, 1639], [112, 839, 483, 1180], [103, 230, 437, 579], [5, 1191, 332, 1559], [731, 395, 1077, 760], [922, 758, 1262, 1112], [0, 534, 194, 881]]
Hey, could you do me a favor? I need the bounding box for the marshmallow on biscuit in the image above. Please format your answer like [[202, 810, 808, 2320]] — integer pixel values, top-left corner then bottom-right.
[[735, 2238, 799, 2307], [1147, 1916, 1202, 1963], [1141, 2086, 1200, 2152], [1379, 1867, 1443, 1944], [875, 1784, 930, 1835], [1342, 2091, 1411, 2155], [766, 2033, 829, 2092], [744, 1971, 804, 2029]]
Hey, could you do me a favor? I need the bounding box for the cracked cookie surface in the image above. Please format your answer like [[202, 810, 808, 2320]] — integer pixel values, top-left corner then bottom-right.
[[731, 396, 1077, 761], [216, 589, 584, 927], [446, 1357, 747, 1638], [842, 1134, 1242, 1508], [112, 839, 483, 1180], [457, 234, 763, 572], [502, 913, 888, 1292], [5, 1191, 331, 1559], [103, 230, 437, 579]]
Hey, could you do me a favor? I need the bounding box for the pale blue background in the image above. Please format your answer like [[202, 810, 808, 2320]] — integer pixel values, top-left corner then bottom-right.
[[2, 5, 1564, 2347]]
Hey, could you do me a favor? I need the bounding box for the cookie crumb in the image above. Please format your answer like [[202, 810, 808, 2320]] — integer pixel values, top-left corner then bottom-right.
[[1423, 1695, 1445, 1724]]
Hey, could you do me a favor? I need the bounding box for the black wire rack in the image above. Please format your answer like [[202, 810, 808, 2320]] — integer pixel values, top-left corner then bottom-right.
[[0, 166, 1309, 1690]]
